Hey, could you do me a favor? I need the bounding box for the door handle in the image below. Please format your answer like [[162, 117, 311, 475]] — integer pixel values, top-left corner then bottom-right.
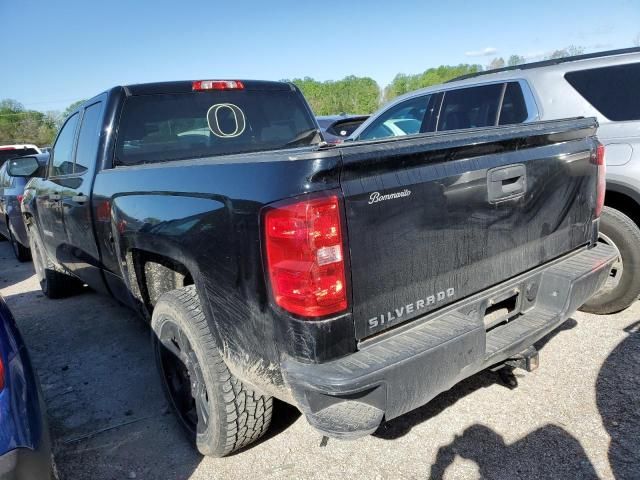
[[50, 193, 61, 201], [72, 194, 88, 204], [487, 164, 526, 203], [500, 178, 524, 195]]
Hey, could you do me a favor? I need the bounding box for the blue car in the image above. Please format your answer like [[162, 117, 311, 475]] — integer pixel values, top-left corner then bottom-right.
[[0, 296, 53, 479]]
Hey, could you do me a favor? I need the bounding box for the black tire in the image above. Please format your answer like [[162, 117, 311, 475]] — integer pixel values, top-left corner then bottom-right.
[[152, 286, 273, 457], [28, 226, 78, 299], [8, 227, 31, 262], [581, 206, 640, 314]]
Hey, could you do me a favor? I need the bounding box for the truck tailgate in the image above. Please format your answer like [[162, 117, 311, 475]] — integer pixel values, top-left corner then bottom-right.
[[339, 118, 599, 340]]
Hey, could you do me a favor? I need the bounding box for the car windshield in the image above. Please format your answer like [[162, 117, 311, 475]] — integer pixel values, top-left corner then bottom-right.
[[115, 89, 319, 166]]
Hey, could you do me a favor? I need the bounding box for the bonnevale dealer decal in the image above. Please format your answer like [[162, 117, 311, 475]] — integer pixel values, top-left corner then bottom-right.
[[368, 189, 411, 205]]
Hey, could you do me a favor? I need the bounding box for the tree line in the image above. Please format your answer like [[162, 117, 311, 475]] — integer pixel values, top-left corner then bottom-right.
[[0, 44, 599, 146], [0, 99, 60, 146]]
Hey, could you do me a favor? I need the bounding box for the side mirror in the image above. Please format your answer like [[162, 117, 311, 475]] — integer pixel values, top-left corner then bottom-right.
[[7, 156, 41, 178]]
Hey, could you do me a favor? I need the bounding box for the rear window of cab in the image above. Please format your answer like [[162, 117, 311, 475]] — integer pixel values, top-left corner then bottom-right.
[[114, 89, 318, 166]]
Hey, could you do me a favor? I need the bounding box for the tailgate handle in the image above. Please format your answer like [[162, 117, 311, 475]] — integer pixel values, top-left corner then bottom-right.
[[487, 164, 526, 202]]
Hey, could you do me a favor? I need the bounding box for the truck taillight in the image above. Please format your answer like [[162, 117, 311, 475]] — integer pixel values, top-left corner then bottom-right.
[[264, 195, 348, 318], [594, 143, 606, 218]]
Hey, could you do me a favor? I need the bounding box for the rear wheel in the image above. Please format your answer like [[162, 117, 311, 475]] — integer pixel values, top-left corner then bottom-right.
[[581, 206, 640, 314], [8, 227, 31, 262], [152, 286, 273, 457], [28, 226, 79, 299]]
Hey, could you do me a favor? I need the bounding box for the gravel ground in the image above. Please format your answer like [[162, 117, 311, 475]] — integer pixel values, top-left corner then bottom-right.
[[0, 240, 638, 480]]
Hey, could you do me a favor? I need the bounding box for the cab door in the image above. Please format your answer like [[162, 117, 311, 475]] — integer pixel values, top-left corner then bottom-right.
[[58, 99, 106, 290], [35, 112, 80, 261]]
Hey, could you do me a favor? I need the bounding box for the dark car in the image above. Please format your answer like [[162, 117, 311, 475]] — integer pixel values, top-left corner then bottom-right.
[[316, 114, 369, 143], [0, 154, 48, 262], [0, 295, 54, 479]]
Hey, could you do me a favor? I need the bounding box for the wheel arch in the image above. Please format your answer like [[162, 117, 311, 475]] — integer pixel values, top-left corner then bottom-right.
[[605, 182, 640, 227], [125, 248, 196, 319]]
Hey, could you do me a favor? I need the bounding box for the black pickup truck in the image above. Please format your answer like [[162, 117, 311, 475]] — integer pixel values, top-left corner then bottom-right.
[[8, 79, 616, 457]]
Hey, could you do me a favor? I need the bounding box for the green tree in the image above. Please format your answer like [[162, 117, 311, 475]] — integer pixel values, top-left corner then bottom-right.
[[548, 45, 585, 59], [289, 76, 380, 115], [488, 57, 506, 70], [507, 54, 526, 66], [62, 99, 87, 120], [383, 64, 483, 101], [0, 98, 59, 145]]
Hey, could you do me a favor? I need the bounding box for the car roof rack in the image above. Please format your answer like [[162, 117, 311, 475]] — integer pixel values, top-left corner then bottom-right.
[[448, 47, 640, 82]]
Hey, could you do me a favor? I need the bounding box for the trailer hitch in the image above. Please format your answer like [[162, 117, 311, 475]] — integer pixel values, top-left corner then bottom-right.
[[490, 346, 539, 388], [504, 346, 540, 372]]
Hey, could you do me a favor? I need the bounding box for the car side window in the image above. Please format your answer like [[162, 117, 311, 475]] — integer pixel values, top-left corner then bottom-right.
[[438, 84, 503, 131], [499, 82, 528, 125], [359, 95, 432, 141], [50, 113, 80, 177], [74, 102, 103, 174], [565, 63, 640, 121]]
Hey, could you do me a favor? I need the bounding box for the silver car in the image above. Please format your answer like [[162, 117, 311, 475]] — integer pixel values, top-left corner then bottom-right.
[[351, 47, 640, 314]]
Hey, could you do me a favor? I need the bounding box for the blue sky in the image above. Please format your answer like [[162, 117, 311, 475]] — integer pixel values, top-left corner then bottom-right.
[[1, 0, 639, 112]]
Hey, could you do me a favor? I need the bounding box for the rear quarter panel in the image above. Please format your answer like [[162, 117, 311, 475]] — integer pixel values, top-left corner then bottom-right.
[[92, 149, 348, 397]]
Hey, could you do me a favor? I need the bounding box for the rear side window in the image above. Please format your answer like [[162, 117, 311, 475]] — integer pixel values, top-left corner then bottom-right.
[[565, 63, 640, 121], [75, 102, 103, 174], [438, 84, 503, 131], [115, 89, 317, 166], [499, 82, 528, 125], [50, 113, 80, 177]]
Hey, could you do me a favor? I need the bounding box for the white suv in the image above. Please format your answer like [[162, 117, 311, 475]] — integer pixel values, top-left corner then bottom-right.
[[351, 47, 640, 314]]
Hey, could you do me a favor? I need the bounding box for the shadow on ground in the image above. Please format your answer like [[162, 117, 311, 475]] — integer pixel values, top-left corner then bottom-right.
[[597, 319, 640, 480], [428, 423, 598, 479]]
